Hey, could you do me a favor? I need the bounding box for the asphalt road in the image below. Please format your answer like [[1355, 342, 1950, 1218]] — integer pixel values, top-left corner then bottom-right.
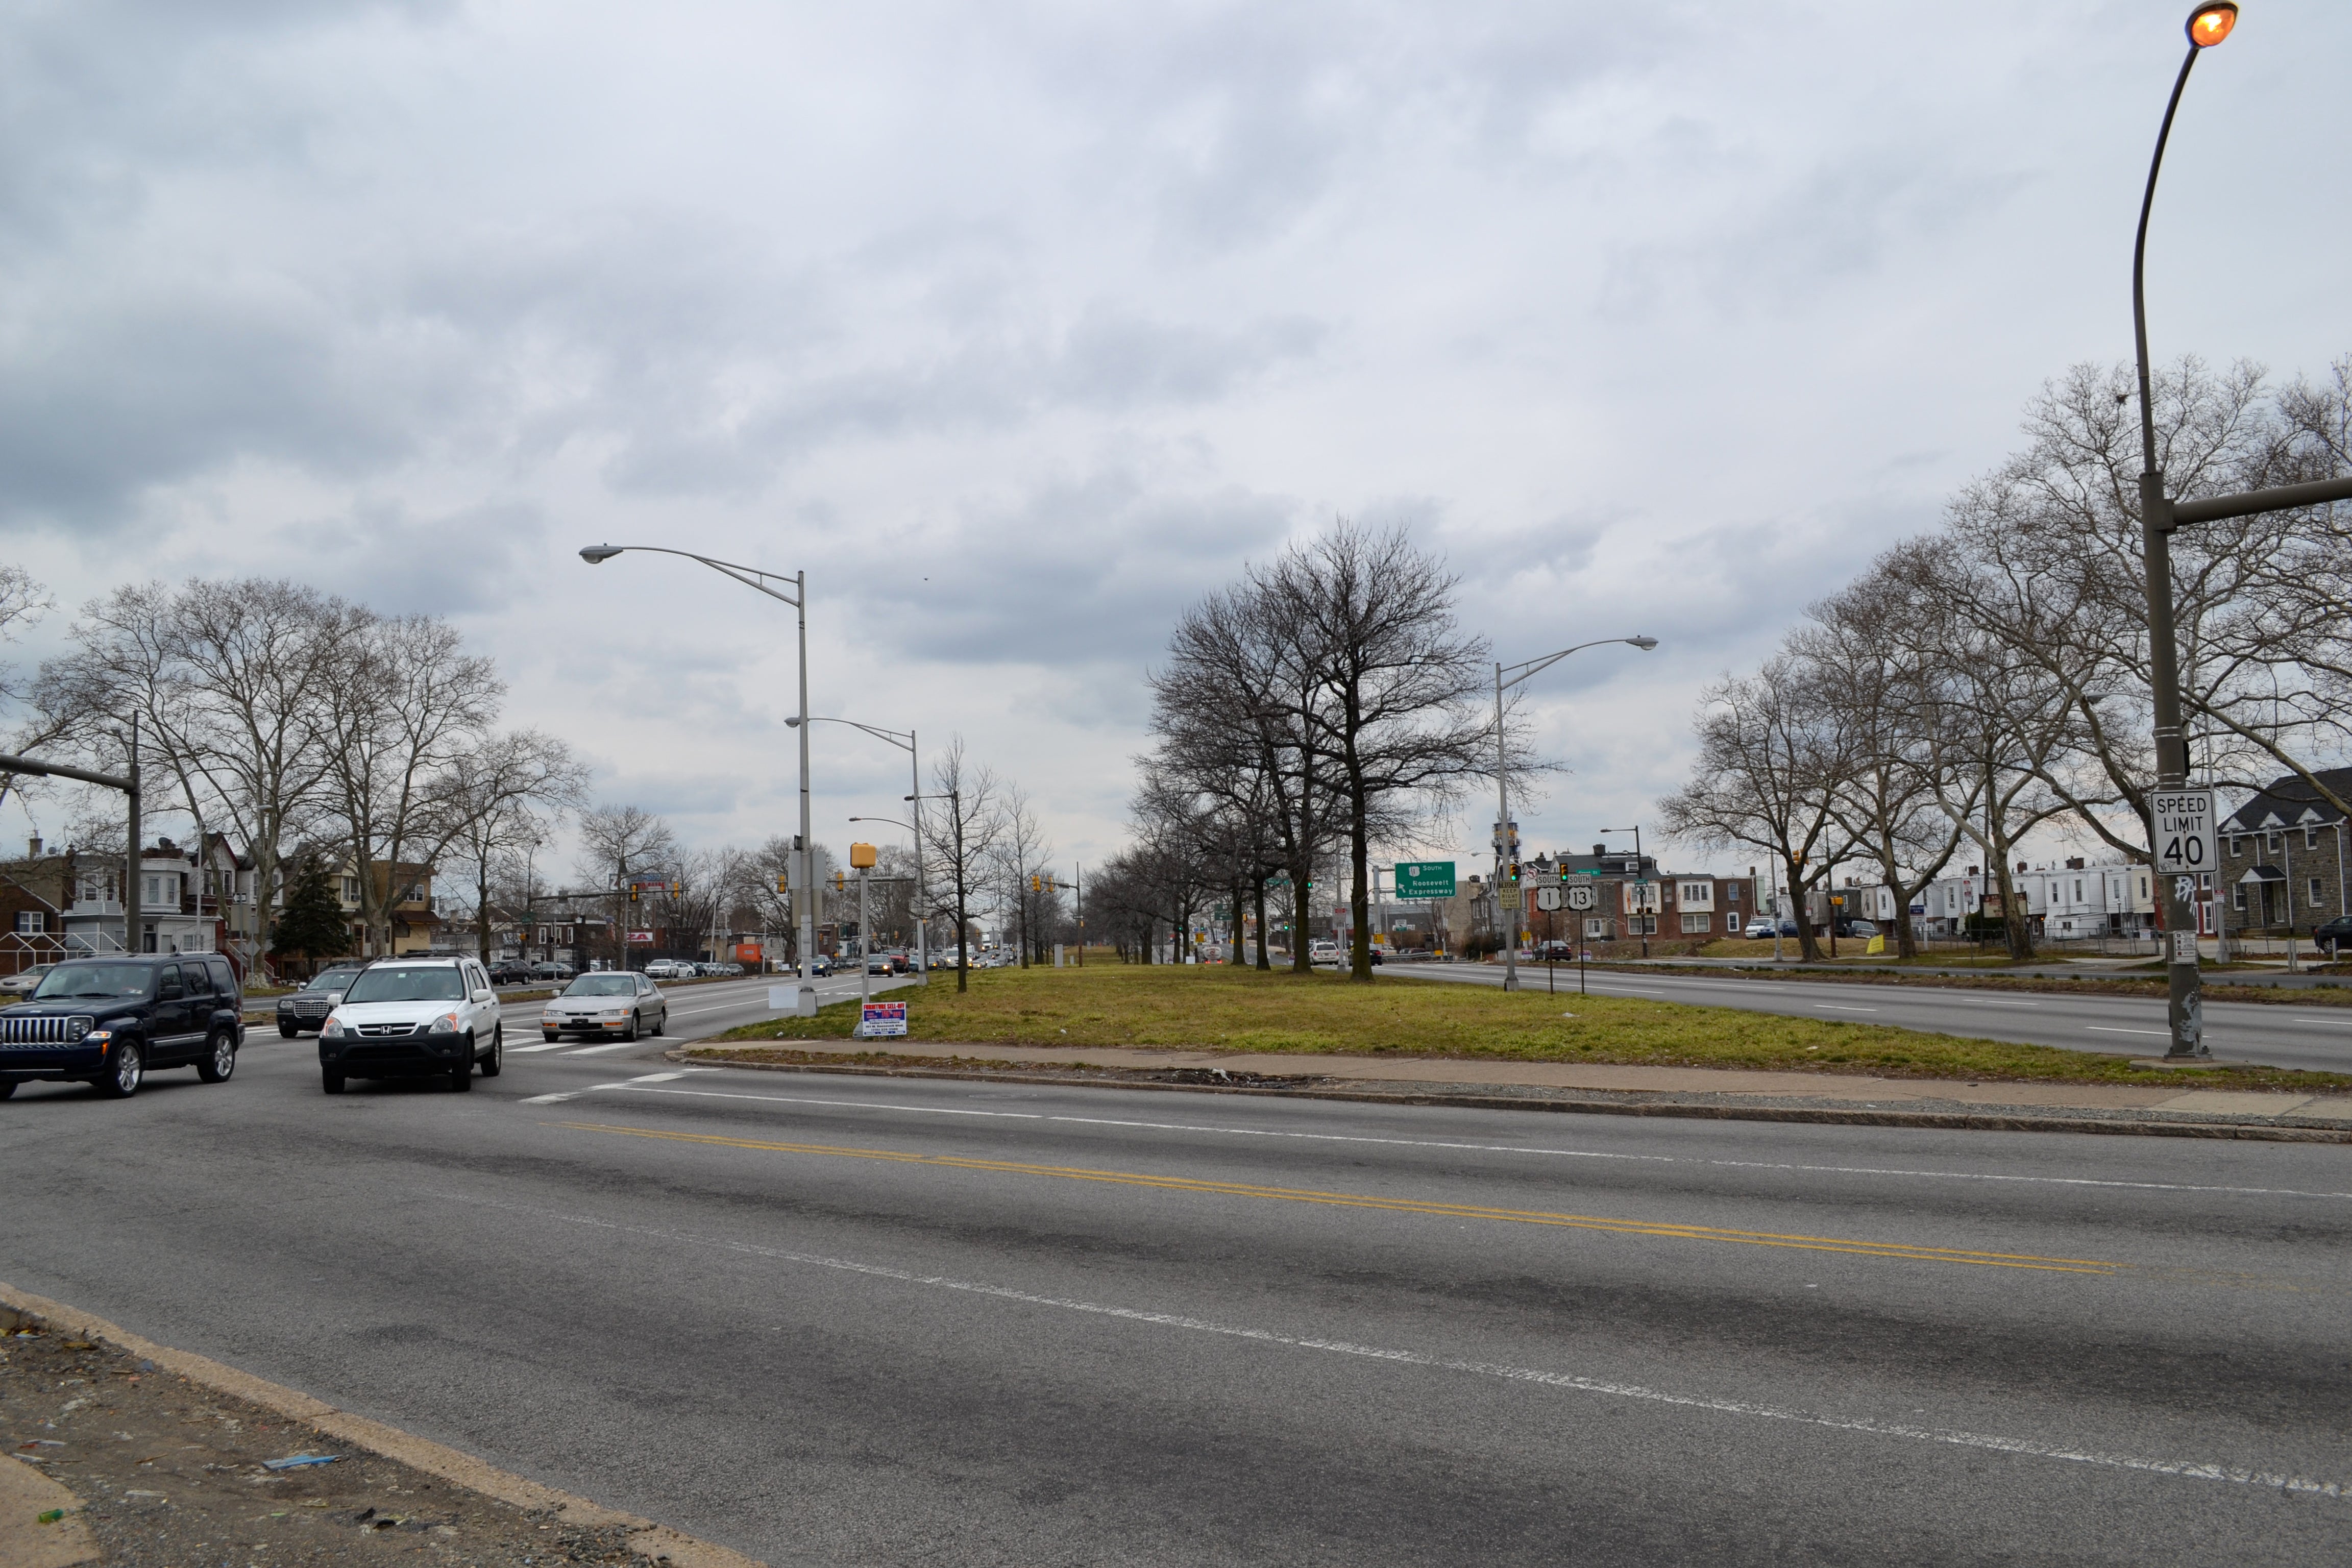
[[1395, 962, 2352, 1073], [5, 1020, 2349, 1564]]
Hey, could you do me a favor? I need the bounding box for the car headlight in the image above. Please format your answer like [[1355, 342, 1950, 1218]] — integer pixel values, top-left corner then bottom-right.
[[83, 1027, 113, 1043], [427, 1012, 461, 1033], [601, 1007, 629, 1018], [322, 1017, 344, 1037]]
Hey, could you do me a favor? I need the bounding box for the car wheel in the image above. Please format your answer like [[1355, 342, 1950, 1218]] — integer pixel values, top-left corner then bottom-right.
[[95, 1041, 143, 1099], [542, 1031, 561, 1043], [648, 1008, 664, 1036], [197, 1032, 237, 1084], [279, 1022, 299, 1039], [0, 1082, 16, 1099], [449, 1037, 475, 1091], [621, 1012, 639, 1043], [322, 1068, 346, 1095], [480, 1027, 503, 1078]]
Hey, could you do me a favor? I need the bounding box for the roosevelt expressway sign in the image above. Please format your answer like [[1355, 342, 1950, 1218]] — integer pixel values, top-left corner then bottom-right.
[[1394, 861, 1457, 899]]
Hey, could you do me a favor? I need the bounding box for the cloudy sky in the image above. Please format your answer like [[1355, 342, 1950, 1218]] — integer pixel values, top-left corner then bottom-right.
[[4, 0, 2349, 880]]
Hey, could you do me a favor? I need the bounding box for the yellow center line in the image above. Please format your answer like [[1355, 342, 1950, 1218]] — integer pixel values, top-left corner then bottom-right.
[[550, 1120, 2126, 1275]]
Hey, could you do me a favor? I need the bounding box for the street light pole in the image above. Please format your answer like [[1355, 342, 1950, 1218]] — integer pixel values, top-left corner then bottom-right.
[[2122, 5, 2352, 1057], [1490, 636, 1658, 990], [579, 545, 816, 990], [796, 716, 927, 983]]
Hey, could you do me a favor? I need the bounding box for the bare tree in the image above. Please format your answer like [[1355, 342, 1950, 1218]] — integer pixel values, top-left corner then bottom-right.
[[437, 731, 590, 967], [918, 737, 1003, 991], [574, 804, 680, 968], [1658, 655, 1853, 962]]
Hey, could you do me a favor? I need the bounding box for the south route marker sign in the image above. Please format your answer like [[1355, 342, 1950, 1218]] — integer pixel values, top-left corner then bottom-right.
[[2150, 788, 2219, 876], [1395, 861, 1457, 899]]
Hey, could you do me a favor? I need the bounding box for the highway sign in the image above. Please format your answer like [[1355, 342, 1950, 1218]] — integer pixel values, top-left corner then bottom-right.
[[1534, 885, 1562, 912], [1395, 861, 1457, 899], [1562, 882, 1598, 913], [2150, 788, 2219, 876]]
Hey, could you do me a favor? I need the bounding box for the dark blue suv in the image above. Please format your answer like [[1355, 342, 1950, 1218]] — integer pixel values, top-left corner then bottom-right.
[[0, 955, 246, 1100]]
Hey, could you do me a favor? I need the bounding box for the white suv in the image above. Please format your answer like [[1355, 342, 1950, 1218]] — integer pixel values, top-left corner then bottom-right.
[[316, 957, 504, 1095]]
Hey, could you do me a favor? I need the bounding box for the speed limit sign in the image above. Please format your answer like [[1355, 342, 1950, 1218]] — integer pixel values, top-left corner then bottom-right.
[[1562, 881, 1598, 913], [2150, 788, 2218, 876]]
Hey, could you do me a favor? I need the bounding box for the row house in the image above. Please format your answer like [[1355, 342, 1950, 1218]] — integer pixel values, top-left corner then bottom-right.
[[1526, 847, 1759, 942], [1883, 860, 2159, 941]]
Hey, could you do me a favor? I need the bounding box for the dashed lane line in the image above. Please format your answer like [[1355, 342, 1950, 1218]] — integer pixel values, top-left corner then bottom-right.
[[548, 1119, 2124, 1275], [567, 1082, 2352, 1202], [443, 1189, 2347, 1499]]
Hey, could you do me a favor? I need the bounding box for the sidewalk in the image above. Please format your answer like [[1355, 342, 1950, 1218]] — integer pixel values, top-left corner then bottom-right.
[[677, 1039, 2352, 1142]]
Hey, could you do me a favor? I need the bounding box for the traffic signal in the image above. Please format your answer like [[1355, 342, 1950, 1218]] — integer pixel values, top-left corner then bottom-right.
[[832, 871, 846, 893], [1505, 861, 1521, 887], [670, 880, 682, 895], [627, 886, 639, 902], [1031, 874, 1042, 893], [775, 874, 790, 894]]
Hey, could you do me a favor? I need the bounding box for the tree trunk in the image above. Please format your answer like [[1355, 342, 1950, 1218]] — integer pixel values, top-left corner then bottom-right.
[[1787, 855, 1822, 962], [1253, 876, 1270, 971]]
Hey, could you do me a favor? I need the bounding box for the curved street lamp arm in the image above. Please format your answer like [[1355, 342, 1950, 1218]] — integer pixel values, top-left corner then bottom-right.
[[580, 545, 803, 607], [2133, 42, 2203, 484], [795, 715, 913, 751], [1499, 636, 1658, 693]]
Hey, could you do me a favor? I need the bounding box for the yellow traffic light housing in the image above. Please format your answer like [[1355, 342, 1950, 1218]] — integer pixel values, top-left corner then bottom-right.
[[849, 842, 877, 869]]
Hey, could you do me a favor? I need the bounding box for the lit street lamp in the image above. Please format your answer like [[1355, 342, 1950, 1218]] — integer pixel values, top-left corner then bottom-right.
[[579, 545, 818, 988], [1491, 636, 1658, 991], [799, 718, 929, 983], [2126, 3, 2352, 1058]]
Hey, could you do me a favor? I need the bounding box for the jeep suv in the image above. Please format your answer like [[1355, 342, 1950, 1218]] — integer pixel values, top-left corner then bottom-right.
[[0, 955, 246, 1100], [316, 957, 503, 1094]]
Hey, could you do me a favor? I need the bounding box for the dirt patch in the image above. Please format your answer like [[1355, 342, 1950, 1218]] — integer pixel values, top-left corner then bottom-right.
[[1, 1308, 660, 1568]]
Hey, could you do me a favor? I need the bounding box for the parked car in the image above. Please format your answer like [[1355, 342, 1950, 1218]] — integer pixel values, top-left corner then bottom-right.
[[316, 956, 503, 1094], [2314, 914, 2352, 955], [1743, 918, 1779, 939], [487, 960, 533, 985], [531, 961, 576, 982], [277, 961, 371, 1038], [1, 954, 246, 1099], [1830, 918, 1878, 939], [0, 963, 58, 995], [1307, 941, 1339, 965], [643, 959, 693, 980], [540, 970, 668, 1042]]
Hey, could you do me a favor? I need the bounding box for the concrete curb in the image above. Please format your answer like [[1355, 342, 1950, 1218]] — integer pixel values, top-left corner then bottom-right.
[[669, 1050, 2352, 1144], [0, 1285, 766, 1568]]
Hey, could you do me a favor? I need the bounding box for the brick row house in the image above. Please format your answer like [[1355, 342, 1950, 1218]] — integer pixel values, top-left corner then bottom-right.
[[2218, 767, 2352, 940]]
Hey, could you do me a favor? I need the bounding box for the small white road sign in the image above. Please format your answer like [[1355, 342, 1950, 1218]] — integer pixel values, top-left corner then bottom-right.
[[1534, 885, 1562, 912], [2150, 788, 2218, 877], [1562, 882, 1598, 913]]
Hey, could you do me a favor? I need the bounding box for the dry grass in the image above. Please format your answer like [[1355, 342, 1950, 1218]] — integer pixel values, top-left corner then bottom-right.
[[703, 961, 2351, 1090]]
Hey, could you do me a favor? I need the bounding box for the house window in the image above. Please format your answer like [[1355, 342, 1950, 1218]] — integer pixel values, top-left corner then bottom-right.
[[1681, 913, 1710, 934], [2267, 830, 2282, 853], [2233, 885, 2246, 911], [1584, 918, 1608, 939], [1726, 884, 1741, 903], [15, 912, 43, 934], [341, 876, 360, 903], [2228, 834, 2244, 856], [2073, 879, 2083, 901], [2312, 876, 2326, 908], [2305, 826, 2320, 850]]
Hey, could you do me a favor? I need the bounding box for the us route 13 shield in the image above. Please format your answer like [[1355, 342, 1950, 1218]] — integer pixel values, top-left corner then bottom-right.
[[1562, 882, 1598, 913]]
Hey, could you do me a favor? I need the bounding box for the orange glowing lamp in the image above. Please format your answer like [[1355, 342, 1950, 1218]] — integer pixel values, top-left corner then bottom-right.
[[2187, 3, 2237, 47]]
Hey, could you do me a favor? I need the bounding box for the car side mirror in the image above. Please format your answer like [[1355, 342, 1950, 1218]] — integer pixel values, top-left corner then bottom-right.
[[327, 992, 344, 1007]]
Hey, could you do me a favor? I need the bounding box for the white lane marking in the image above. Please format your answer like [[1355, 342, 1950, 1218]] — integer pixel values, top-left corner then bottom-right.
[[509, 1042, 574, 1053], [565, 1041, 642, 1055], [604, 1085, 2352, 1202], [2291, 1017, 2352, 1026], [524, 1070, 690, 1105], [520, 1091, 580, 1105], [449, 1193, 2349, 1501], [2085, 1026, 2171, 1038], [1968, 1000, 2044, 1009], [1811, 1004, 1879, 1013], [1589, 984, 1668, 993]]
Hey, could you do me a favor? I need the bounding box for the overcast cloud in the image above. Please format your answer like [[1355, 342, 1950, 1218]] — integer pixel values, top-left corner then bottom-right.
[[4, 0, 2349, 873]]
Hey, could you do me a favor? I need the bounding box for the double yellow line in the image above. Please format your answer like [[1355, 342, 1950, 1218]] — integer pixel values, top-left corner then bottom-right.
[[553, 1120, 2124, 1276]]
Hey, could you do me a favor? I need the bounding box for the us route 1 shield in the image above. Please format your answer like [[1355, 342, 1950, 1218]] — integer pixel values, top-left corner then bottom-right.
[[1534, 885, 1562, 912]]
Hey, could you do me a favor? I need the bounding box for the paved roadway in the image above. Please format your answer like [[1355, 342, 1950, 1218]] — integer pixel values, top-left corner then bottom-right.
[[1396, 962, 2352, 1073], [4, 1013, 2349, 1563]]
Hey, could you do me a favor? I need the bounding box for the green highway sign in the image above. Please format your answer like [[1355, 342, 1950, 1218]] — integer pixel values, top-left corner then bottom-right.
[[1394, 861, 1457, 899]]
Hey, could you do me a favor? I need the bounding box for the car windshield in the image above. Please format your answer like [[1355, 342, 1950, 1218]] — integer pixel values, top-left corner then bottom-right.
[[340, 966, 465, 1003], [32, 964, 152, 1000], [564, 975, 639, 997], [304, 969, 363, 992]]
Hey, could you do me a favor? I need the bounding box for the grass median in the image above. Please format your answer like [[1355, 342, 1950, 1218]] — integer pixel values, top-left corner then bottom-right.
[[696, 962, 2349, 1090]]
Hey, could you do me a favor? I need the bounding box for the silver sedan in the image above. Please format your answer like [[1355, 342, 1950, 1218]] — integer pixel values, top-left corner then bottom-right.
[[540, 972, 668, 1041]]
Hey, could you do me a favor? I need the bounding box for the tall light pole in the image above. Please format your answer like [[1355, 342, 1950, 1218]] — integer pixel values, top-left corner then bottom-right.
[[2127, 3, 2352, 1058], [579, 545, 817, 989], [1492, 636, 1658, 990], [798, 717, 927, 983]]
